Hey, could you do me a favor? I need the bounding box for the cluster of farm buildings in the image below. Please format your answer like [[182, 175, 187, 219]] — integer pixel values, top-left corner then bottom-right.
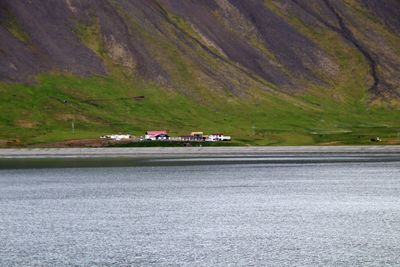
[[101, 131, 231, 142]]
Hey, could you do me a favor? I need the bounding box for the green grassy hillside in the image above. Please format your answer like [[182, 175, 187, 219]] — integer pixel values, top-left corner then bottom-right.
[[0, 0, 399, 147], [1, 73, 399, 147]]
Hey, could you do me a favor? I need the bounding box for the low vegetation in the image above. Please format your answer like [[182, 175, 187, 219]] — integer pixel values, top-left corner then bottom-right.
[[0, 73, 399, 147]]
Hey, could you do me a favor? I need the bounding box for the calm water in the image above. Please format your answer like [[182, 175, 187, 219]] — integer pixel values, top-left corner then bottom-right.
[[1, 160, 400, 266]]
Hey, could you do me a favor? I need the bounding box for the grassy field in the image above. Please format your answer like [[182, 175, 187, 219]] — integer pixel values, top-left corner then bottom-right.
[[0, 72, 399, 147]]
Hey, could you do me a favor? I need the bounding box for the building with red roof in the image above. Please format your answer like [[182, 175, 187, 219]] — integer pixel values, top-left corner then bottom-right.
[[145, 130, 169, 140]]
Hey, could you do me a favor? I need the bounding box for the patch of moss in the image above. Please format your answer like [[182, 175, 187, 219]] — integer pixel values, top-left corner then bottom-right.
[[74, 17, 106, 57], [1, 10, 30, 43]]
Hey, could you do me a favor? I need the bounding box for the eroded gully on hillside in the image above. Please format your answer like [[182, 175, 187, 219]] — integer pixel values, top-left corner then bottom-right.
[[292, 0, 398, 98]]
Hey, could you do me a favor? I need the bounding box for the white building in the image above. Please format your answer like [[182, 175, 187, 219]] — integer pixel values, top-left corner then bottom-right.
[[207, 133, 231, 142], [100, 134, 132, 141]]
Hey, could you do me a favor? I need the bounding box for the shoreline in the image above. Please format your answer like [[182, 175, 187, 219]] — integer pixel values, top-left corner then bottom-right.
[[1, 146, 399, 169], [0, 145, 399, 159]]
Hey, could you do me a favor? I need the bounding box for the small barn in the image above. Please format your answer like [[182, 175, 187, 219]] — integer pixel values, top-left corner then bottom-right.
[[191, 132, 204, 138]]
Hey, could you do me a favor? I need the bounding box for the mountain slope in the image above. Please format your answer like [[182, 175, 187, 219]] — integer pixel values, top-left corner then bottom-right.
[[0, 0, 399, 146]]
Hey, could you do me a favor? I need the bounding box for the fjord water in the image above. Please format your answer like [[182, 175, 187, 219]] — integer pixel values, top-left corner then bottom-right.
[[1, 161, 400, 266]]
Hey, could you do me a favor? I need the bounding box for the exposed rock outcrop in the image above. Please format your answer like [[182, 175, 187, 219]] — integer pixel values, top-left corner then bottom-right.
[[0, 0, 399, 97]]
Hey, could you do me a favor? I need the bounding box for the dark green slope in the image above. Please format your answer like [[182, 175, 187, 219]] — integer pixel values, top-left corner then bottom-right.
[[0, 0, 399, 146]]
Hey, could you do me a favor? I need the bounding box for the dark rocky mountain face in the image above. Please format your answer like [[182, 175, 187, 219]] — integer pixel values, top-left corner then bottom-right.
[[1, 0, 399, 95], [0, 0, 399, 145]]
